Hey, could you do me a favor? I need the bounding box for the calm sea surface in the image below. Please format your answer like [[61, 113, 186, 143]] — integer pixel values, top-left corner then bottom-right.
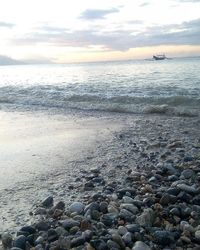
[[0, 57, 200, 116]]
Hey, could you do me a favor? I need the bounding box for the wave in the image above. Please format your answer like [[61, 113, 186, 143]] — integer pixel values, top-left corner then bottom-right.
[[0, 85, 199, 117]]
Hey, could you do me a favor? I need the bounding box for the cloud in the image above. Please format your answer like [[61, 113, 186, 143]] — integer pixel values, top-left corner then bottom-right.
[[11, 18, 200, 51], [79, 8, 119, 20], [23, 57, 53, 64], [39, 26, 68, 33], [0, 21, 15, 28], [0, 55, 21, 65], [139, 2, 150, 7], [177, 0, 200, 2], [0, 54, 53, 65], [128, 20, 144, 25]]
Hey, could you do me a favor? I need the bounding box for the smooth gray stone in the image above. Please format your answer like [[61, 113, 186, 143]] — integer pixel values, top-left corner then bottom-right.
[[71, 236, 85, 248], [135, 208, 155, 227], [181, 169, 194, 179], [35, 221, 50, 231], [100, 213, 118, 226], [99, 201, 108, 213], [122, 196, 135, 204], [153, 230, 174, 246], [58, 236, 71, 249], [62, 219, 80, 230], [48, 228, 58, 242], [41, 196, 53, 207], [195, 230, 200, 240], [35, 236, 44, 245], [90, 239, 107, 250], [118, 226, 128, 236], [126, 224, 140, 233], [107, 239, 121, 249], [69, 202, 85, 214], [177, 184, 198, 194], [120, 203, 139, 214], [2, 232, 13, 249], [20, 226, 36, 235], [122, 232, 133, 246], [132, 241, 151, 250], [54, 201, 65, 210], [112, 233, 126, 249], [13, 235, 26, 250]]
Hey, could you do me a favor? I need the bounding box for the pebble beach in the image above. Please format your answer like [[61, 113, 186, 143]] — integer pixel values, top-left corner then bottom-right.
[[1, 112, 200, 250]]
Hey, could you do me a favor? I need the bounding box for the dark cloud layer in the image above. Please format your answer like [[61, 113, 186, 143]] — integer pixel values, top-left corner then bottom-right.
[[0, 21, 15, 28], [79, 8, 119, 20], [11, 18, 200, 51]]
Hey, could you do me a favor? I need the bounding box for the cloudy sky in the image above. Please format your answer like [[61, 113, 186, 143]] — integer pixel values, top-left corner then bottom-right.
[[0, 0, 200, 63]]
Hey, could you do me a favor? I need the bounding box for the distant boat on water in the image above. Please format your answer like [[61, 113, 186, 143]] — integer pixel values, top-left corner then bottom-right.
[[153, 54, 166, 60]]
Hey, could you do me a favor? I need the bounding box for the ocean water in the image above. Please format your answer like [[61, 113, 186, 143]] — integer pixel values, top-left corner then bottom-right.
[[0, 57, 199, 116]]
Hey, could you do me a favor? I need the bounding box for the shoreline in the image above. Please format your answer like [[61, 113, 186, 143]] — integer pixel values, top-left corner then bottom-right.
[[0, 109, 200, 249]]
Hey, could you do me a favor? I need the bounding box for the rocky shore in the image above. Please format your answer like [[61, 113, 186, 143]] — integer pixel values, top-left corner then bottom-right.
[[1, 115, 200, 250]]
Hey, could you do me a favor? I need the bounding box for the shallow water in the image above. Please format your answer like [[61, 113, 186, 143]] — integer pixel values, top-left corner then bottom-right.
[[0, 57, 199, 116], [0, 110, 119, 191]]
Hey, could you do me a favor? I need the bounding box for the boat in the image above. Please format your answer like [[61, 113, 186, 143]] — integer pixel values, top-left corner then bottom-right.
[[153, 54, 166, 60]]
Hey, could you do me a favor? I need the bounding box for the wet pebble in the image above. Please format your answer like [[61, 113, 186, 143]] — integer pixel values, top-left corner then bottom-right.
[[41, 196, 53, 207], [69, 202, 85, 214], [2, 232, 13, 249], [132, 241, 151, 250], [13, 235, 27, 250]]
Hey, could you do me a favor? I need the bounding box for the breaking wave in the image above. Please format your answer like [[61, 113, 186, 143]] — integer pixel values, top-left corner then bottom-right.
[[0, 85, 199, 117]]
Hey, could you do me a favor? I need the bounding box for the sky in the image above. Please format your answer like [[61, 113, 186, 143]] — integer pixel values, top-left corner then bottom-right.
[[0, 0, 200, 63]]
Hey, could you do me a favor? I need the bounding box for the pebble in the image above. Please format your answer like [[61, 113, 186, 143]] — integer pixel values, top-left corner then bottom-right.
[[48, 228, 58, 242], [112, 233, 126, 249], [54, 201, 65, 210], [62, 219, 80, 230], [20, 226, 36, 235], [41, 196, 54, 207], [107, 239, 121, 249], [13, 235, 27, 250], [35, 221, 50, 231], [69, 202, 85, 214], [177, 184, 198, 195], [120, 203, 139, 214], [122, 196, 135, 204], [119, 208, 135, 221], [153, 230, 175, 246], [135, 208, 155, 227], [118, 226, 128, 235], [122, 232, 133, 247], [99, 201, 108, 213], [35, 207, 47, 215], [181, 169, 194, 179], [58, 236, 71, 249], [195, 230, 200, 240], [2, 232, 13, 249], [100, 213, 118, 226], [132, 241, 151, 250], [71, 236, 85, 248], [126, 224, 140, 233], [90, 239, 107, 250], [35, 236, 44, 245]]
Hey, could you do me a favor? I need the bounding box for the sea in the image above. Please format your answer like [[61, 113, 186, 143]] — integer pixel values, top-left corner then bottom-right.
[[0, 57, 200, 117]]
